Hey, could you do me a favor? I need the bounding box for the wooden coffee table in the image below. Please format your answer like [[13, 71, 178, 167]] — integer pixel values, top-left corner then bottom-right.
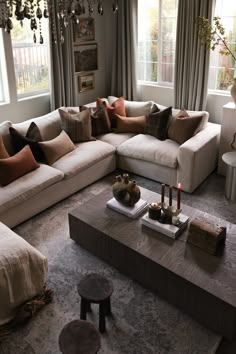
[[69, 187, 236, 341]]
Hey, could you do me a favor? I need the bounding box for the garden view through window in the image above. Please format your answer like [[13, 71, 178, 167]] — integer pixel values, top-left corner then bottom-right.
[[11, 18, 50, 97]]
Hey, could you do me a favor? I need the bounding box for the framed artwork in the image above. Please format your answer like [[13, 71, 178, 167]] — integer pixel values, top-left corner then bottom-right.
[[78, 72, 95, 92], [74, 43, 98, 72], [74, 17, 95, 43]]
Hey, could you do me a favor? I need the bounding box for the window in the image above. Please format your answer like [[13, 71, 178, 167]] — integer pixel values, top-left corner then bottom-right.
[[11, 17, 50, 97], [0, 30, 9, 104], [208, 0, 236, 92], [138, 0, 178, 85]]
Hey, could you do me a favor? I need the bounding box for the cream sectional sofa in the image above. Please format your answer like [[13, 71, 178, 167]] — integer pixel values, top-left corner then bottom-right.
[[0, 99, 221, 228]]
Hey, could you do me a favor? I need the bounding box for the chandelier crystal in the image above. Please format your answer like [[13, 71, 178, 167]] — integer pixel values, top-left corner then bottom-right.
[[0, 0, 118, 44]]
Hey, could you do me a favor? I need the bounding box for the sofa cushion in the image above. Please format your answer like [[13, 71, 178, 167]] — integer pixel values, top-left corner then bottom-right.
[[0, 145, 40, 187], [117, 134, 179, 168], [108, 96, 153, 117], [90, 103, 111, 136], [59, 108, 96, 143], [0, 164, 64, 214], [38, 130, 75, 165], [113, 114, 146, 134], [52, 140, 115, 179], [168, 115, 204, 145], [96, 132, 136, 148], [9, 123, 45, 162], [0, 136, 10, 159], [145, 106, 172, 140]]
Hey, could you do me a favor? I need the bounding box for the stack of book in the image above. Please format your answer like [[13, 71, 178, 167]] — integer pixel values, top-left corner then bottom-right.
[[106, 198, 148, 219], [141, 212, 189, 239]]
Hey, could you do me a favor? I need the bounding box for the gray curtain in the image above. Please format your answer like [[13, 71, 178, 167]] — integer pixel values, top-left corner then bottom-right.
[[49, 2, 76, 110], [174, 0, 213, 110], [111, 0, 138, 100]]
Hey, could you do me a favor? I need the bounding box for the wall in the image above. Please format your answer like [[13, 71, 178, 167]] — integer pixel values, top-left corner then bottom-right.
[[139, 84, 232, 124]]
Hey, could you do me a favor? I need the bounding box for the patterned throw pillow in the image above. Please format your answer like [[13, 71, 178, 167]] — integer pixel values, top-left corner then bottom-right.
[[167, 115, 204, 145], [59, 108, 96, 143], [90, 103, 111, 136], [113, 115, 146, 134], [144, 105, 172, 141], [0, 136, 10, 159], [38, 130, 75, 165], [0, 145, 40, 186], [9, 122, 44, 161]]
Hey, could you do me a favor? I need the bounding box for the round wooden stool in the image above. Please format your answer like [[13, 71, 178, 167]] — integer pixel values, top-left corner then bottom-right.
[[77, 273, 114, 333], [58, 319, 101, 354]]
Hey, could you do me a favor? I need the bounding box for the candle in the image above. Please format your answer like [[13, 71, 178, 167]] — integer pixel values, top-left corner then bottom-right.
[[177, 182, 181, 209], [169, 185, 173, 206], [161, 184, 165, 203]]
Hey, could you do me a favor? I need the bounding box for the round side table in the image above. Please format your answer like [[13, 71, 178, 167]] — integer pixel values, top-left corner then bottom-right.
[[222, 151, 236, 201], [58, 319, 101, 354], [77, 273, 113, 333]]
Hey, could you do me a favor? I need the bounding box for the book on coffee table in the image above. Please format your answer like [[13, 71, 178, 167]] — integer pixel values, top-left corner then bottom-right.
[[141, 212, 189, 239], [106, 198, 148, 219]]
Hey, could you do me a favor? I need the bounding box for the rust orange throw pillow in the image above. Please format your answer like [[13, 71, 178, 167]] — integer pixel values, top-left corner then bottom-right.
[[0, 136, 10, 159], [0, 145, 40, 186], [97, 96, 126, 128]]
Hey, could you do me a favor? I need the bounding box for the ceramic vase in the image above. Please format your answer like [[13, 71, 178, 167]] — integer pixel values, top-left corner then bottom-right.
[[230, 77, 236, 106], [112, 173, 141, 207]]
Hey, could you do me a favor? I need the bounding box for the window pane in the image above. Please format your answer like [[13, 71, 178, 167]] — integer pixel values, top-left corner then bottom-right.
[[138, 0, 178, 85], [11, 18, 50, 97], [208, 0, 236, 92]]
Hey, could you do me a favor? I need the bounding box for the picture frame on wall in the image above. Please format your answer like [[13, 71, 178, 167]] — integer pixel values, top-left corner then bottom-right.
[[78, 72, 95, 92], [74, 43, 98, 72], [74, 17, 95, 43]]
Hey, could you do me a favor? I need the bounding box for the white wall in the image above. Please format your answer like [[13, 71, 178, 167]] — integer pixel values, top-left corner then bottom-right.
[[139, 83, 232, 124]]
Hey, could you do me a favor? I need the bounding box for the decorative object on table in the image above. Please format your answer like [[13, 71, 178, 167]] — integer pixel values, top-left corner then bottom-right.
[[106, 198, 147, 219], [112, 173, 141, 207], [78, 72, 95, 92], [148, 203, 162, 220], [74, 43, 98, 72], [230, 131, 236, 150], [161, 205, 182, 225], [74, 17, 95, 43], [196, 16, 236, 102], [141, 212, 189, 240], [187, 216, 226, 255]]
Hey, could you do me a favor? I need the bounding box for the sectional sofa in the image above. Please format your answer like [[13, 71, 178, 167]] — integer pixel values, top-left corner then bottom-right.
[[0, 97, 221, 228]]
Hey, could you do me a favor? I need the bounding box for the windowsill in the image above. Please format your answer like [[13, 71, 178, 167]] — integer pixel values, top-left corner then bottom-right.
[[17, 92, 50, 102]]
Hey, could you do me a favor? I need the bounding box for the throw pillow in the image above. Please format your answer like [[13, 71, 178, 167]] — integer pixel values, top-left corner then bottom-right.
[[113, 115, 146, 134], [105, 96, 126, 128], [9, 122, 44, 161], [90, 103, 111, 136], [59, 108, 96, 143], [175, 109, 190, 118], [0, 145, 40, 187], [38, 130, 75, 165], [0, 136, 10, 159], [167, 115, 204, 145], [144, 106, 172, 141]]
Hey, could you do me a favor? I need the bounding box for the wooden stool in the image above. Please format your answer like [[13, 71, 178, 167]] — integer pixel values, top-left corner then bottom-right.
[[58, 319, 101, 354], [77, 273, 114, 333]]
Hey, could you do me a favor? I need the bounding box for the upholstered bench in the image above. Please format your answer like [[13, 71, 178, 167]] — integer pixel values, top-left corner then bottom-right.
[[0, 222, 48, 325]]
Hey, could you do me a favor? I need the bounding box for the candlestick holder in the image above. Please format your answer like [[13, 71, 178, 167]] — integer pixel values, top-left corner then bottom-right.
[[161, 205, 182, 225]]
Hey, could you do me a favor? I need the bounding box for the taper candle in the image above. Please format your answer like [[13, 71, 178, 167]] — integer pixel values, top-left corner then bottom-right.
[[161, 184, 165, 203], [177, 182, 181, 209], [169, 185, 173, 206]]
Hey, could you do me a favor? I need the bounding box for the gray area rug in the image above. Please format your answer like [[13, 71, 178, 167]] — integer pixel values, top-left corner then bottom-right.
[[1, 170, 233, 354]]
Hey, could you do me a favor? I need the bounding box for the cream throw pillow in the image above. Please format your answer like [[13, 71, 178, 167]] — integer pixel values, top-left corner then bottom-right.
[[38, 130, 75, 165]]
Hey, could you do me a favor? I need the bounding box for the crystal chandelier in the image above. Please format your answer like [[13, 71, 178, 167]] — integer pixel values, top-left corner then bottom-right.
[[0, 0, 118, 44]]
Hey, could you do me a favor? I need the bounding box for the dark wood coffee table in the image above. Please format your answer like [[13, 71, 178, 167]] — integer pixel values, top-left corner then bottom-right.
[[69, 187, 236, 341]]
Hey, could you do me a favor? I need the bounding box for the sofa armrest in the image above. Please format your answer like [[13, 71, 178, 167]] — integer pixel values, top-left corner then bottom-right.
[[177, 122, 221, 193]]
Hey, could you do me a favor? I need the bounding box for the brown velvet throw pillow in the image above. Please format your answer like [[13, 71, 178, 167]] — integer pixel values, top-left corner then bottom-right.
[[90, 103, 111, 136], [0, 136, 10, 159], [59, 108, 96, 143], [144, 105, 172, 140], [167, 115, 203, 145], [9, 122, 44, 161], [0, 145, 40, 186], [38, 130, 75, 165], [113, 114, 146, 134]]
